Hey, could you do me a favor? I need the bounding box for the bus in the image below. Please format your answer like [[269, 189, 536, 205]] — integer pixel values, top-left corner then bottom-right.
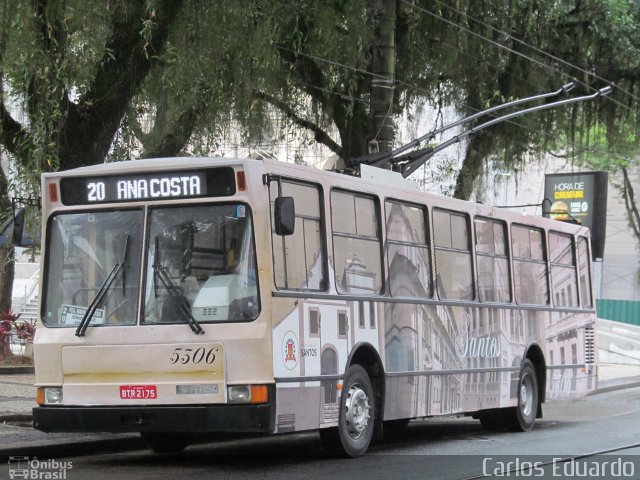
[[32, 157, 597, 456]]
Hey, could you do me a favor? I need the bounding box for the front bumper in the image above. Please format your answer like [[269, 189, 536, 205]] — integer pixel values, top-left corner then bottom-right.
[[33, 402, 276, 434]]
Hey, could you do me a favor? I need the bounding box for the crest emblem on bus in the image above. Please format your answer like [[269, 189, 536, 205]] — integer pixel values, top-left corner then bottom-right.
[[282, 331, 298, 370]]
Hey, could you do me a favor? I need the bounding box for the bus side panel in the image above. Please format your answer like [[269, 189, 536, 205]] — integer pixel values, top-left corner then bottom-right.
[[545, 311, 597, 401], [271, 295, 382, 433], [381, 304, 596, 421], [272, 296, 328, 433], [271, 297, 597, 428]]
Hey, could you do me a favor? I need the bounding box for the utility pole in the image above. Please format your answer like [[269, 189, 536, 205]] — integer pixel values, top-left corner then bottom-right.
[[370, 0, 396, 154]]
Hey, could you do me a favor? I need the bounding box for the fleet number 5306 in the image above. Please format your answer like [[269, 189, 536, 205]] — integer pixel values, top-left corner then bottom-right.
[[169, 346, 218, 365]]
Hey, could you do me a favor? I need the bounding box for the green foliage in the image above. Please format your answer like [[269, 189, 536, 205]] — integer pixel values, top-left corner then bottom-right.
[[5, 0, 640, 321], [1, 0, 640, 198]]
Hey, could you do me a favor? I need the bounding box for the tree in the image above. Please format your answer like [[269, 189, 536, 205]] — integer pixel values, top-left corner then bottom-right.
[[622, 167, 640, 248], [0, 0, 183, 310], [448, 0, 640, 199], [2, 1, 640, 309], [4, 1, 640, 187]]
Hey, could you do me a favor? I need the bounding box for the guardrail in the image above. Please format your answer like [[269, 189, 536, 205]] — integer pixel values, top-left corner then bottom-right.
[[11, 269, 39, 314]]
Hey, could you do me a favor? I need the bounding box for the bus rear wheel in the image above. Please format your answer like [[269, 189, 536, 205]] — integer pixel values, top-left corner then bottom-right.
[[321, 364, 376, 457], [505, 359, 538, 432]]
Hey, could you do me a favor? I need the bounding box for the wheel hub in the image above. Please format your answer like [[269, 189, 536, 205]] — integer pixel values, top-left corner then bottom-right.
[[344, 384, 371, 438], [520, 373, 534, 417]]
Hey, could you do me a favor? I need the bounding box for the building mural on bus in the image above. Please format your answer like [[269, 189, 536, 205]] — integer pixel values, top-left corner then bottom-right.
[[270, 174, 595, 433]]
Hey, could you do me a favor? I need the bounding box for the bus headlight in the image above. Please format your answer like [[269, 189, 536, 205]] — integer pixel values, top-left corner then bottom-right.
[[37, 387, 63, 405], [227, 384, 268, 404]]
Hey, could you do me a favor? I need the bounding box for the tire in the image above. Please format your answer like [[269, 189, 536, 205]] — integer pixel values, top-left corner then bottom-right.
[[140, 432, 192, 453], [322, 365, 376, 457], [504, 359, 538, 432]]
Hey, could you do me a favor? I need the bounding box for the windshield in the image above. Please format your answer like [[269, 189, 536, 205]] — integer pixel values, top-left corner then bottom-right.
[[144, 204, 259, 324], [43, 211, 143, 327]]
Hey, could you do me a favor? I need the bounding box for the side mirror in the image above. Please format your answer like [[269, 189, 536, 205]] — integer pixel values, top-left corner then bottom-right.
[[11, 206, 41, 247], [274, 197, 295, 236]]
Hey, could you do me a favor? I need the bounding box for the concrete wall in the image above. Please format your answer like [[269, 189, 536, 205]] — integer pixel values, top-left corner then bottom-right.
[[597, 318, 640, 365], [598, 168, 640, 301]]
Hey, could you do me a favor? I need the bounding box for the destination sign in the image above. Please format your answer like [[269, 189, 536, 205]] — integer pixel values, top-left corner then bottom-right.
[[60, 167, 236, 205]]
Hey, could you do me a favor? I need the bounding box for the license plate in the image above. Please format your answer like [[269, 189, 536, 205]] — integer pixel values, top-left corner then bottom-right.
[[119, 385, 158, 400]]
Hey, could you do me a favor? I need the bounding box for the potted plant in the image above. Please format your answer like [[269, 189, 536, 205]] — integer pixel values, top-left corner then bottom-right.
[[0, 310, 20, 362], [15, 318, 36, 358], [0, 309, 35, 362]]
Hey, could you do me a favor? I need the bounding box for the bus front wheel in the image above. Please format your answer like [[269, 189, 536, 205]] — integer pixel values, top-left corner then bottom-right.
[[321, 364, 375, 457]]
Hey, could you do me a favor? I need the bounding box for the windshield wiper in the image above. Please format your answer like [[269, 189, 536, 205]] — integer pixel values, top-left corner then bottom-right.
[[75, 234, 129, 337], [153, 263, 204, 335]]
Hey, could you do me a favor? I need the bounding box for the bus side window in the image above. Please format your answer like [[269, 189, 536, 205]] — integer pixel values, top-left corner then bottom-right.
[[385, 200, 432, 298], [433, 209, 474, 301], [577, 237, 593, 308], [474, 218, 511, 303], [512, 225, 549, 305], [549, 231, 579, 308], [270, 180, 326, 291], [331, 190, 383, 295]]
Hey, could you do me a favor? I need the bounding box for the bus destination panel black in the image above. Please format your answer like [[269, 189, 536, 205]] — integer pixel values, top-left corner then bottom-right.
[[60, 167, 236, 205]]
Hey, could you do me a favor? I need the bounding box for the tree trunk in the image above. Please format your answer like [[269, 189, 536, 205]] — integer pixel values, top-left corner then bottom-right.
[[622, 166, 640, 247], [0, 245, 14, 362], [0, 166, 15, 316], [0, 245, 14, 314], [56, 0, 184, 170], [453, 131, 495, 200], [370, 0, 396, 154]]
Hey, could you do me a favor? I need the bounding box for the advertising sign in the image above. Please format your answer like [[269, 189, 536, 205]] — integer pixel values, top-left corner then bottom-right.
[[543, 171, 608, 260]]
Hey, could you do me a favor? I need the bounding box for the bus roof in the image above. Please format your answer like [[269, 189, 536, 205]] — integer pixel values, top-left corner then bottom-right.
[[43, 156, 591, 237]]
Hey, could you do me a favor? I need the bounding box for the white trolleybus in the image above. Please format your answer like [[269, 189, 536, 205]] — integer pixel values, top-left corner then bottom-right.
[[32, 156, 596, 456]]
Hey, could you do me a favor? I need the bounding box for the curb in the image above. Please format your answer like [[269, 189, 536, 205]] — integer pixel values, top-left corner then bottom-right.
[[0, 366, 34, 374], [591, 379, 640, 395], [0, 435, 145, 461], [0, 413, 32, 424]]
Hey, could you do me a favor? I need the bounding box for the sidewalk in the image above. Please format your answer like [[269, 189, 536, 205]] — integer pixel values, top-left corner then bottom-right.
[[592, 362, 640, 392], [2, 363, 640, 457], [0, 372, 34, 421], [0, 370, 143, 458]]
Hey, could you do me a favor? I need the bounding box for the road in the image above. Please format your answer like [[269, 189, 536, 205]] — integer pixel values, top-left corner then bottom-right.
[[3, 387, 640, 480]]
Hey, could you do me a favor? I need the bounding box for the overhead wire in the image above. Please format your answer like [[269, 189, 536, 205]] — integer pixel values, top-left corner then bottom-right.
[[430, 0, 640, 105], [273, 8, 634, 171], [402, 0, 637, 117], [275, 45, 387, 81], [283, 45, 627, 171], [403, 1, 640, 194], [395, 1, 638, 169]]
